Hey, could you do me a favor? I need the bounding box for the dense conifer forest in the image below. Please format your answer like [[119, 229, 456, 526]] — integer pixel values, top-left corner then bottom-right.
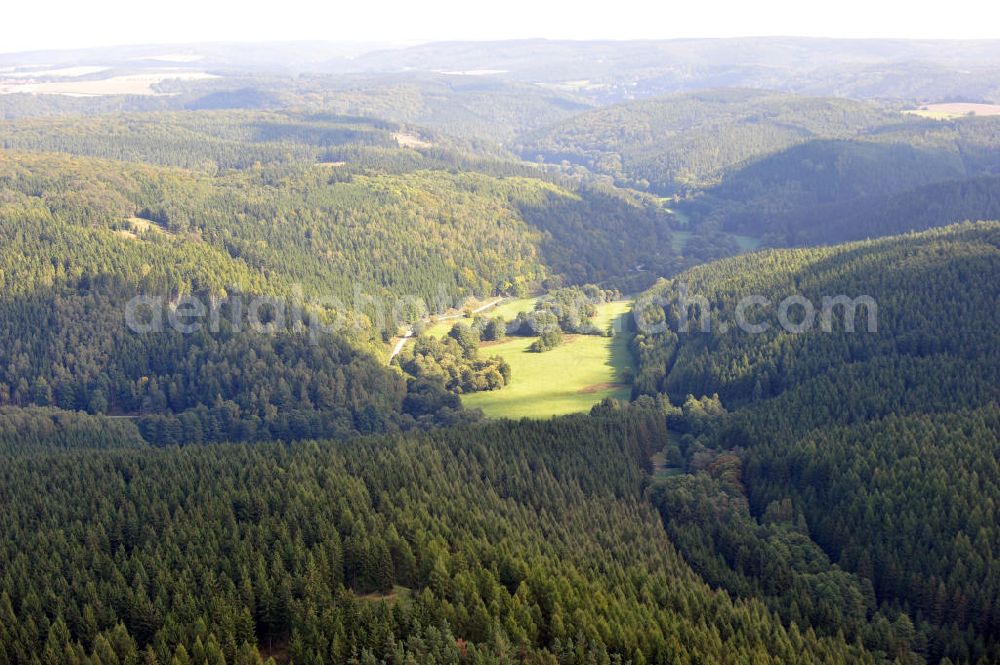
[[0, 412, 889, 664], [632, 223, 1000, 663]]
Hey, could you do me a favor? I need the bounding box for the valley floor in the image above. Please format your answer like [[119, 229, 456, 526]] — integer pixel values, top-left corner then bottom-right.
[[462, 300, 633, 418]]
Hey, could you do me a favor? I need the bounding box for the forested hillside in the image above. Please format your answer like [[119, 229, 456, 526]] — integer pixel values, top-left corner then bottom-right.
[[632, 223, 1000, 663], [0, 145, 677, 304], [0, 69, 595, 145], [523, 89, 1000, 247], [0, 151, 516, 440], [276, 74, 596, 144], [519, 90, 895, 193], [763, 175, 1000, 246], [0, 201, 436, 442], [0, 411, 885, 664], [708, 117, 1000, 241], [0, 108, 536, 172], [633, 222, 999, 406], [0, 111, 404, 170]]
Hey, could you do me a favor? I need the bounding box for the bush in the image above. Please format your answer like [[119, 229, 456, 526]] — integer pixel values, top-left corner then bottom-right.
[[529, 329, 564, 353]]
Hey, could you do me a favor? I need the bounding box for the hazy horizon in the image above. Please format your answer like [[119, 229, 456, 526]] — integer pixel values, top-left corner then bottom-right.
[[4, 0, 999, 55], [8, 34, 1000, 58]]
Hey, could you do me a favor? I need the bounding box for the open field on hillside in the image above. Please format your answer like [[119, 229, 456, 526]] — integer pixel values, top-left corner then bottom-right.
[[0, 71, 218, 96], [393, 131, 433, 149], [906, 102, 1000, 119], [462, 300, 633, 418]]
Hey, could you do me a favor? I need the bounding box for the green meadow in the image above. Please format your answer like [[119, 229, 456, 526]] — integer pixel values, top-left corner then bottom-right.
[[484, 296, 541, 322], [462, 300, 634, 419]]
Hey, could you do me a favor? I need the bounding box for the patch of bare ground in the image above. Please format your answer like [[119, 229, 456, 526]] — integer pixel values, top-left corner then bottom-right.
[[127, 217, 169, 233], [650, 450, 667, 475], [113, 217, 172, 241], [259, 640, 289, 663], [358, 585, 409, 605], [577, 382, 627, 394], [394, 131, 432, 149]]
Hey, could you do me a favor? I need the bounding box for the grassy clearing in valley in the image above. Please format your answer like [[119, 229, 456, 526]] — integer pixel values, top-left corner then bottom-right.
[[462, 300, 633, 419]]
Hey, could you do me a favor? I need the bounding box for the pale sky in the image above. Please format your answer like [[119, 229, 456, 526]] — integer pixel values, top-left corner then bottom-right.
[[2, 0, 999, 53]]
